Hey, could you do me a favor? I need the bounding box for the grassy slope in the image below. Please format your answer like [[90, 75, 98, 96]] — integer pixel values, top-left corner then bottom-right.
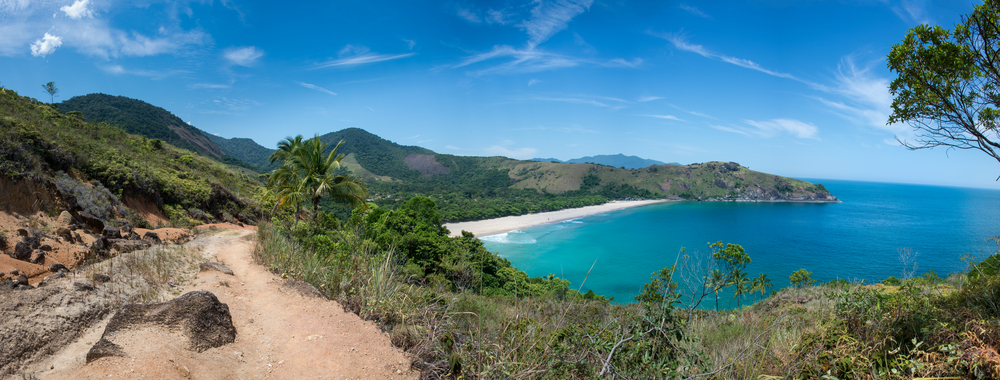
[[0, 88, 262, 226]]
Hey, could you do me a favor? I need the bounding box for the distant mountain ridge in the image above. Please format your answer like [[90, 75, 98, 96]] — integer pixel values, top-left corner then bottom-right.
[[58, 94, 255, 170], [530, 154, 677, 168]]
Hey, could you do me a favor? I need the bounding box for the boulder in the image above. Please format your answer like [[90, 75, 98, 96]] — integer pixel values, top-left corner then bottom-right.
[[48, 263, 68, 273], [85, 291, 236, 362], [92, 273, 111, 284], [0, 280, 14, 290], [16, 229, 27, 237], [199, 262, 234, 276], [15, 274, 27, 286], [143, 231, 160, 242], [21, 235, 40, 249], [101, 226, 121, 239], [39, 245, 51, 252], [29, 250, 44, 264], [78, 212, 104, 234], [13, 242, 32, 261], [58, 210, 73, 225]]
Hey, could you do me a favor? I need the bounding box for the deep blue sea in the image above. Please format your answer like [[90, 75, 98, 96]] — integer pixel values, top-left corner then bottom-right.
[[481, 179, 1000, 307]]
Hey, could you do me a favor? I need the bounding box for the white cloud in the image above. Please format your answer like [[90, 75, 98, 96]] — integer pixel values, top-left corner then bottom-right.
[[638, 96, 663, 102], [30, 33, 61, 57], [892, 0, 931, 25], [744, 119, 819, 139], [521, 0, 593, 49], [224, 46, 263, 67], [60, 0, 93, 19], [639, 114, 684, 122], [670, 104, 713, 119], [315, 45, 415, 68], [190, 83, 232, 89], [457, 8, 481, 23], [528, 78, 541, 86], [403, 38, 415, 50], [100, 64, 188, 79], [607, 58, 642, 68], [709, 124, 752, 136], [485, 145, 538, 159], [455, 45, 580, 75], [679, 4, 710, 18], [295, 81, 337, 96], [486, 9, 511, 25], [533, 96, 617, 108], [655, 31, 806, 83]]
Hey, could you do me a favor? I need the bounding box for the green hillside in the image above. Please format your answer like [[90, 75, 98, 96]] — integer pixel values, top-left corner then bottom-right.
[[58, 94, 255, 170], [0, 88, 262, 227], [204, 133, 279, 171], [196, 126, 838, 222]]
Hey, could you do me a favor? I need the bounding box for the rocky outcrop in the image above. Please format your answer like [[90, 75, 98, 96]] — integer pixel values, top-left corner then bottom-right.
[[86, 291, 236, 362]]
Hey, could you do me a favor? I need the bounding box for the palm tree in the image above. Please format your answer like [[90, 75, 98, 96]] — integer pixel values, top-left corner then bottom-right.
[[755, 273, 772, 301], [731, 269, 751, 308], [264, 135, 367, 219], [708, 268, 724, 311]]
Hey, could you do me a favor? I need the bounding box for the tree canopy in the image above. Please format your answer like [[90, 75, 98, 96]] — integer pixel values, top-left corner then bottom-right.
[[888, 0, 1000, 172]]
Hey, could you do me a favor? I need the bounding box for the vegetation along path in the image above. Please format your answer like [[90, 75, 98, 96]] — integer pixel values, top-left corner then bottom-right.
[[19, 228, 417, 380]]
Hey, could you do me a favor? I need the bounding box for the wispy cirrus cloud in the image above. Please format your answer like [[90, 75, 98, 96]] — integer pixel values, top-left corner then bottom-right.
[[814, 56, 907, 139], [891, 0, 931, 25], [295, 81, 337, 96], [314, 44, 414, 69], [533, 94, 628, 109], [679, 4, 710, 18], [522, 0, 593, 49], [189, 83, 231, 89], [638, 114, 684, 122], [101, 64, 189, 79], [670, 104, 714, 119], [224, 46, 263, 67], [638, 96, 663, 102], [744, 119, 819, 139], [654, 31, 803, 82]]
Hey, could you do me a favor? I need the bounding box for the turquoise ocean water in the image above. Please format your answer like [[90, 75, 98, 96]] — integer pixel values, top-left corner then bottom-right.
[[480, 179, 1000, 307]]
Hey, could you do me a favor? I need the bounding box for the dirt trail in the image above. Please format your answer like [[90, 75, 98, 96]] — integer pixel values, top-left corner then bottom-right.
[[25, 229, 418, 379]]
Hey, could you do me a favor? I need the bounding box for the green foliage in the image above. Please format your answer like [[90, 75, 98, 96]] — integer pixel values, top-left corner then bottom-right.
[[887, 0, 1000, 165], [0, 88, 261, 226], [789, 268, 815, 288], [41, 82, 58, 104], [264, 135, 368, 218]]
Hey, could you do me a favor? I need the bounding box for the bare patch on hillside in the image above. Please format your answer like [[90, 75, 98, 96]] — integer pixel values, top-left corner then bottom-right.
[[404, 154, 450, 177], [122, 194, 168, 227], [166, 124, 225, 157]]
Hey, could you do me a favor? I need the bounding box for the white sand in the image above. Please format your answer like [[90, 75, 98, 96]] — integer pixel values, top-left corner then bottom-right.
[[444, 199, 668, 237]]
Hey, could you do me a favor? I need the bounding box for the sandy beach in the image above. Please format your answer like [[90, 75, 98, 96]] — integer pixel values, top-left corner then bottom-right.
[[444, 199, 668, 237]]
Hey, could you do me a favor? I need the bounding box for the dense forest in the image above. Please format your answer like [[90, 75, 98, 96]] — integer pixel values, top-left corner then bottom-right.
[[58, 94, 257, 171]]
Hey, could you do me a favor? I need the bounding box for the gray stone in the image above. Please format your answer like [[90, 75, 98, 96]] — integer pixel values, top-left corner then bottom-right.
[[16, 229, 27, 237], [101, 226, 121, 239], [199, 262, 234, 276], [48, 263, 68, 273], [58, 210, 73, 225], [143, 231, 160, 242], [39, 245, 51, 251], [78, 212, 104, 234], [74, 282, 94, 291], [15, 274, 28, 286], [29, 250, 44, 264], [13, 242, 32, 261], [92, 274, 111, 284]]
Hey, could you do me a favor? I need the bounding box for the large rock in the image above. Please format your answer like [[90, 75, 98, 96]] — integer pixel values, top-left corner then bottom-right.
[[101, 226, 121, 239], [85, 291, 236, 362], [58, 211, 73, 225], [142, 231, 160, 242], [78, 212, 104, 235], [12, 242, 31, 261]]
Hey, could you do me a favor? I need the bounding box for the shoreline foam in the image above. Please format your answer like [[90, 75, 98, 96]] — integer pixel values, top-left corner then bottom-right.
[[443, 199, 668, 237]]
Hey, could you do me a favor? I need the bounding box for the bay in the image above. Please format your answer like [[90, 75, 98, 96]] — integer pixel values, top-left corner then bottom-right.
[[481, 179, 1000, 307]]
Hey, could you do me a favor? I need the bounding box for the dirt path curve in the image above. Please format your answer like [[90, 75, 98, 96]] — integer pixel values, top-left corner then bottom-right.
[[34, 229, 418, 380]]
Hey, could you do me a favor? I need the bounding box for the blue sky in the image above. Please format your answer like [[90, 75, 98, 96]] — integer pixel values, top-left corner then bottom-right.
[[2, 0, 998, 189]]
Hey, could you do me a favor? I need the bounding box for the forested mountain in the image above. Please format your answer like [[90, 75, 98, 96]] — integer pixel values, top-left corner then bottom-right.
[[52, 92, 838, 223], [531, 154, 675, 168], [57, 94, 254, 170], [204, 133, 278, 172]]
